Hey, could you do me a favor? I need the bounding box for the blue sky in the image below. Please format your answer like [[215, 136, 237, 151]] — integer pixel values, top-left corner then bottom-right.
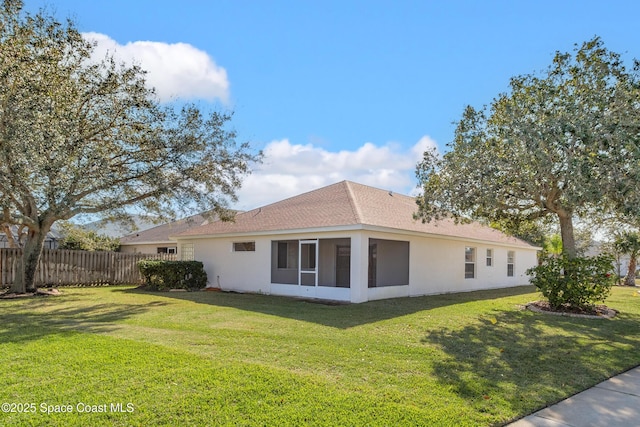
[[27, 0, 640, 210]]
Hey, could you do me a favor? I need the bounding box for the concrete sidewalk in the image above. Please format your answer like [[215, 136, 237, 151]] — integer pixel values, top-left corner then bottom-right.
[[507, 366, 640, 426]]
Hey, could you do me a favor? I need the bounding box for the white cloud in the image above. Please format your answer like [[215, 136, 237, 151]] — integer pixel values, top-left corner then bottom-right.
[[83, 32, 229, 103], [235, 136, 439, 209]]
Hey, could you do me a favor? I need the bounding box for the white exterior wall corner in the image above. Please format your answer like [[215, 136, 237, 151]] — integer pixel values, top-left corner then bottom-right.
[[349, 233, 369, 303]]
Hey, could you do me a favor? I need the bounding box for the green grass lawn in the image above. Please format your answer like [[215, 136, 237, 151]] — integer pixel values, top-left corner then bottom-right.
[[1, 285, 639, 426]]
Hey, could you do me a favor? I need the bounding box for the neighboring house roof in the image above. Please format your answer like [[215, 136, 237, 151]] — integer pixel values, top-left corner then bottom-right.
[[120, 212, 216, 245], [175, 181, 535, 248]]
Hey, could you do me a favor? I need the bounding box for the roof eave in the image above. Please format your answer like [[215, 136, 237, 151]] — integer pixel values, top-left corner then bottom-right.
[[172, 223, 539, 249], [360, 224, 541, 249], [171, 224, 364, 240]]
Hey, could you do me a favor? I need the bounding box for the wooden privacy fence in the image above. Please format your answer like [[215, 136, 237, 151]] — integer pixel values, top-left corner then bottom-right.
[[0, 249, 176, 287]]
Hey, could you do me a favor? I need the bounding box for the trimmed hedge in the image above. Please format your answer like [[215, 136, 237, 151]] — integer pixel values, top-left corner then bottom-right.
[[137, 260, 207, 291]]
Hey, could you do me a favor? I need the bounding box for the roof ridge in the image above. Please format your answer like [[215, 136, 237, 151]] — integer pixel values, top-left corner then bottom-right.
[[343, 181, 363, 224]]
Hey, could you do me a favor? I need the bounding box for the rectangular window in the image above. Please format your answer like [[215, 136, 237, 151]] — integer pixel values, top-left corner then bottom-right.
[[181, 243, 194, 261], [486, 249, 493, 267], [157, 247, 177, 254], [507, 251, 515, 277], [233, 241, 255, 252], [465, 247, 476, 279], [277, 241, 297, 269]]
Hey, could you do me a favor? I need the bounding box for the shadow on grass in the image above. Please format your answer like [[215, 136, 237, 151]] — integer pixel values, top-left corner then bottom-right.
[[119, 285, 536, 329], [0, 298, 167, 343], [421, 308, 640, 424]]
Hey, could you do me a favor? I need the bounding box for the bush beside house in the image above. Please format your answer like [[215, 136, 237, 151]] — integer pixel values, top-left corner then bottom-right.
[[527, 254, 616, 310], [138, 260, 207, 291]]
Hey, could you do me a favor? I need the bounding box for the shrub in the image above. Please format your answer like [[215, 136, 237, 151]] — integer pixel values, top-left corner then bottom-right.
[[527, 254, 615, 309], [138, 260, 207, 291]]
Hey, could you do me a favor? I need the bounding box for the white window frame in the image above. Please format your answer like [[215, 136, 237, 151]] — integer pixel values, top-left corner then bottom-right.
[[465, 247, 476, 279], [486, 249, 493, 267], [507, 251, 515, 277]]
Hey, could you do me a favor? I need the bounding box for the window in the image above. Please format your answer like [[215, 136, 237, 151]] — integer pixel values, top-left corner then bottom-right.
[[465, 247, 476, 279], [157, 247, 177, 254], [486, 249, 493, 267], [507, 251, 515, 277], [233, 241, 255, 252], [181, 243, 194, 261], [277, 241, 297, 269]]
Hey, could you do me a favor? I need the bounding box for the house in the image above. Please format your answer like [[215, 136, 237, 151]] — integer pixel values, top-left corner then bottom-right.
[[120, 213, 214, 255], [0, 225, 62, 249], [173, 181, 539, 303]]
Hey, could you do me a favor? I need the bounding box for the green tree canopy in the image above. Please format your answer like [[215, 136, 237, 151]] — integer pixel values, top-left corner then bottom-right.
[[416, 37, 640, 259], [0, 0, 259, 292], [57, 222, 120, 252]]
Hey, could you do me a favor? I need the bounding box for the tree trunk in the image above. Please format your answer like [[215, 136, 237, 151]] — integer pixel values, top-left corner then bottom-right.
[[11, 227, 48, 293], [557, 210, 577, 259], [625, 255, 637, 287]]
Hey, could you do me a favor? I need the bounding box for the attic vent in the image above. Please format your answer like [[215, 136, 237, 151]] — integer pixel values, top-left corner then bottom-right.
[[388, 191, 393, 196]]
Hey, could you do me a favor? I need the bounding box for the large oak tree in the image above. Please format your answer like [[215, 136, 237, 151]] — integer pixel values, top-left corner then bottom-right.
[[0, 0, 259, 292], [416, 37, 640, 258]]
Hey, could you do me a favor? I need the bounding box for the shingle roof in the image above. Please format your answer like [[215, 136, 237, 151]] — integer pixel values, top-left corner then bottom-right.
[[120, 212, 214, 245], [175, 181, 534, 247]]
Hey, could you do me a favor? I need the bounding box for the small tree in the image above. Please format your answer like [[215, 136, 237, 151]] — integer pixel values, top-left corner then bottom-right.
[[0, 1, 259, 293], [614, 232, 640, 286], [58, 223, 120, 252]]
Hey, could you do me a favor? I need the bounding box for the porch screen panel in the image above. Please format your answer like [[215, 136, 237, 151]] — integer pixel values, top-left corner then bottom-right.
[[368, 239, 409, 287], [271, 240, 298, 285]]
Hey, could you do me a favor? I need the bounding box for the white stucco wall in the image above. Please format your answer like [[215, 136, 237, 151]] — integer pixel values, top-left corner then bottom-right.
[[177, 228, 539, 303], [185, 237, 270, 292]]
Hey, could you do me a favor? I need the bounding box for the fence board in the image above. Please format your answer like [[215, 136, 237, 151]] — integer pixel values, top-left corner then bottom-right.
[[0, 249, 175, 287]]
